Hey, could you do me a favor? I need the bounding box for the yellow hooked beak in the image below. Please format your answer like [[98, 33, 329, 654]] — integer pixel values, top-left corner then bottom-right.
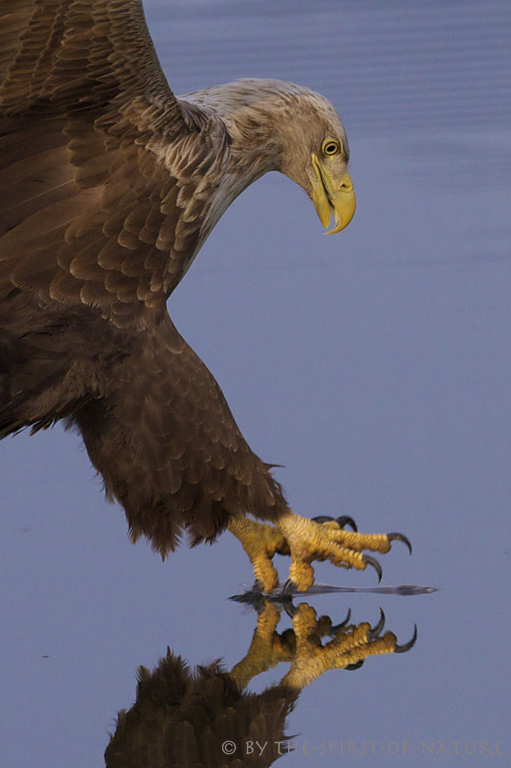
[[310, 153, 356, 234]]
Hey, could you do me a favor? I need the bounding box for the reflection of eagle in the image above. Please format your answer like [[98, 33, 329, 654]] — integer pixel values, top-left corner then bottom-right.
[[0, 0, 408, 590], [105, 600, 416, 766]]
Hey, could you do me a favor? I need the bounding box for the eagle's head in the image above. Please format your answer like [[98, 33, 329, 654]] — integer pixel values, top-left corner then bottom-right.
[[181, 78, 356, 235]]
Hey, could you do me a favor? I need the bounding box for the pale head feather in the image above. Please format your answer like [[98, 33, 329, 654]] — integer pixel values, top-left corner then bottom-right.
[[179, 78, 350, 196]]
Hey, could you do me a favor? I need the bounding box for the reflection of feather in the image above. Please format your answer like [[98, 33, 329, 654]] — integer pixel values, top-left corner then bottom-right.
[[105, 650, 298, 768], [105, 600, 417, 766]]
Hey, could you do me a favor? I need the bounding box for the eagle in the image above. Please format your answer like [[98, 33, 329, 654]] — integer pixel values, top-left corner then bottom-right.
[[0, 0, 409, 592]]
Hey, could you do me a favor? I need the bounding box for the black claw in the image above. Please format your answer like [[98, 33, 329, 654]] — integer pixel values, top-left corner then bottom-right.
[[281, 579, 297, 596], [394, 625, 418, 653], [330, 607, 351, 633], [345, 660, 364, 671], [336, 515, 358, 532], [368, 608, 385, 639], [311, 515, 358, 532], [363, 554, 382, 582], [387, 532, 412, 555]]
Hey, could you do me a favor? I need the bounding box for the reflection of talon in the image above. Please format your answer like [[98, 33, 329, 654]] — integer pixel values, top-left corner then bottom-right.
[[228, 511, 412, 592], [368, 608, 385, 639], [229, 601, 296, 691], [108, 600, 418, 764], [281, 603, 417, 689], [330, 607, 351, 634], [395, 624, 418, 653], [345, 659, 365, 670]]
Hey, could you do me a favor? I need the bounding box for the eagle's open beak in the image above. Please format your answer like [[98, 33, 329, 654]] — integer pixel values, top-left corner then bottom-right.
[[311, 153, 356, 234]]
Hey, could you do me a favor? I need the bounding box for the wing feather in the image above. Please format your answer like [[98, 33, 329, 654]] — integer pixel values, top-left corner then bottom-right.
[[0, 1, 288, 550], [0, 0, 179, 122], [69, 315, 288, 552], [0, 1, 225, 328]]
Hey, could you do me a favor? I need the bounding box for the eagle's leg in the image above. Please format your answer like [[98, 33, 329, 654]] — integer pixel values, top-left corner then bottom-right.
[[228, 512, 411, 593], [227, 515, 288, 592], [281, 603, 417, 689]]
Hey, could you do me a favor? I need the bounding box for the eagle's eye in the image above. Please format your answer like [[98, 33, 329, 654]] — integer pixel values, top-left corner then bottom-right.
[[322, 138, 342, 157]]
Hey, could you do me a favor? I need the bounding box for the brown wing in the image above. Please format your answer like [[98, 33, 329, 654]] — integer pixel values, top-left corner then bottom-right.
[[71, 315, 288, 553], [0, 1, 283, 544], [0, 0, 223, 328], [0, 0, 177, 115]]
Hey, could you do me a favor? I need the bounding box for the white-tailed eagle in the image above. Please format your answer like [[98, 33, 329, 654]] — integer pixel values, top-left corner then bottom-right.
[[0, 0, 409, 591]]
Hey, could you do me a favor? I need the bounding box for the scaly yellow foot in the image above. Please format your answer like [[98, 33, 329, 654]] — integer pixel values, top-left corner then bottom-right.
[[227, 511, 411, 593]]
